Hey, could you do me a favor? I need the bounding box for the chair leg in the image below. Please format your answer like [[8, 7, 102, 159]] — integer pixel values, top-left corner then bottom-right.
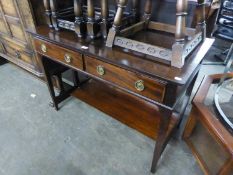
[[151, 109, 172, 173]]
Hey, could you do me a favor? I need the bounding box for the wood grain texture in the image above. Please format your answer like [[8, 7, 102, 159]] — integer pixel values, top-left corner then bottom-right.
[[29, 26, 214, 85], [72, 79, 162, 140], [85, 55, 166, 103], [31, 24, 212, 173], [0, 0, 43, 76], [34, 38, 83, 71]]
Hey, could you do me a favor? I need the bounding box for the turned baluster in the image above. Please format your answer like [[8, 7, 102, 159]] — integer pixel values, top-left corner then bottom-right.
[[87, 0, 96, 38], [43, 0, 53, 28], [50, 0, 59, 30], [101, 0, 109, 19], [101, 0, 109, 39], [196, 0, 206, 40], [175, 0, 187, 42], [143, 0, 152, 24], [113, 0, 128, 30], [87, 0, 95, 20], [74, 0, 86, 37], [74, 0, 82, 19], [106, 0, 128, 47], [132, 0, 139, 21], [171, 0, 188, 68]]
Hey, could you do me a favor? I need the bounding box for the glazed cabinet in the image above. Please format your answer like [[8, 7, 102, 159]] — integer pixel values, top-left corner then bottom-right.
[[0, 0, 43, 76]]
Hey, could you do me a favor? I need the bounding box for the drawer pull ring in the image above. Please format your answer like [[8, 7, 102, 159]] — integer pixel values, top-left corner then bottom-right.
[[41, 44, 47, 53], [97, 65, 105, 76], [64, 54, 72, 63], [15, 51, 21, 59], [135, 80, 144, 91]]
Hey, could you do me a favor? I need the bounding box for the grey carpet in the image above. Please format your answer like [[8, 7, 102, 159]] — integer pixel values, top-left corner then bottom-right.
[[0, 63, 204, 175]]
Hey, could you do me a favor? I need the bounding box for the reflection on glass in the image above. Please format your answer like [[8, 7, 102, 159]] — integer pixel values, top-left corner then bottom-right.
[[215, 78, 233, 133]]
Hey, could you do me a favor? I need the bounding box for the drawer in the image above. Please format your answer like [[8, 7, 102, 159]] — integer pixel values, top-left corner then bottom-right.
[[85, 56, 166, 102], [34, 38, 83, 70], [2, 40, 34, 65]]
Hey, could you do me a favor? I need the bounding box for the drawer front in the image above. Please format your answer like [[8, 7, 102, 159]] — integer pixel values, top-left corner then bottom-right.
[[34, 39, 83, 70], [2, 40, 34, 65], [85, 56, 166, 102]]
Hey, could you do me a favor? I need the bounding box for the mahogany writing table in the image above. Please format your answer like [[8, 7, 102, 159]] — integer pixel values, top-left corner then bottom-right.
[[30, 26, 214, 173]]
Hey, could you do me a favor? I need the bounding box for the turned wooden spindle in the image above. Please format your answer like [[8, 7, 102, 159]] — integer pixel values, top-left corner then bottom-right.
[[87, 0, 98, 39], [132, 0, 139, 20], [74, 0, 82, 17], [143, 0, 152, 23], [144, 0, 152, 14], [43, 0, 53, 28], [175, 0, 188, 42], [196, 0, 206, 39], [101, 0, 109, 38], [50, 0, 59, 30], [113, 0, 128, 30], [106, 0, 128, 47], [87, 0, 95, 21], [171, 0, 188, 68], [74, 0, 86, 37], [101, 0, 109, 20]]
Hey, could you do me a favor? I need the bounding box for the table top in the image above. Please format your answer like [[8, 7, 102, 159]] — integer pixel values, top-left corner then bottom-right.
[[30, 26, 214, 85]]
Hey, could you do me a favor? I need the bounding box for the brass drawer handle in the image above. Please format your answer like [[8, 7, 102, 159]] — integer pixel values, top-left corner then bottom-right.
[[135, 80, 144, 91], [97, 65, 105, 76], [64, 53, 72, 63], [41, 44, 47, 53], [15, 50, 21, 59]]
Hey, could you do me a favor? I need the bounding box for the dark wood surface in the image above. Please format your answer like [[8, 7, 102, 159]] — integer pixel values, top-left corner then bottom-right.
[[85, 55, 166, 103], [34, 38, 84, 71], [29, 26, 214, 85], [72, 79, 163, 139], [31, 25, 214, 173], [183, 74, 233, 175]]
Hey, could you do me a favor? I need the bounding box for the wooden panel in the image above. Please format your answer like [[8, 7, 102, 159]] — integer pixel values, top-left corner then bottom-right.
[[3, 39, 33, 65], [0, 0, 43, 76], [85, 56, 166, 102], [8, 23, 26, 42], [34, 38, 83, 70], [0, 18, 8, 34], [72, 79, 161, 140], [0, 0, 18, 17], [0, 41, 5, 53], [16, 0, 36, 32], [189, 120, 229, 174]]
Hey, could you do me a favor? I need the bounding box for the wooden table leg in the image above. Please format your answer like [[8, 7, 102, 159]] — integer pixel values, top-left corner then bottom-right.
[[41, 57, 59, 110], [151, 108, 173, 173]]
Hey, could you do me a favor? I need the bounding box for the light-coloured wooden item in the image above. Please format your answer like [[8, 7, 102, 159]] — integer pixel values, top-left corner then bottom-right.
[[0, 0, 43, 76]]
